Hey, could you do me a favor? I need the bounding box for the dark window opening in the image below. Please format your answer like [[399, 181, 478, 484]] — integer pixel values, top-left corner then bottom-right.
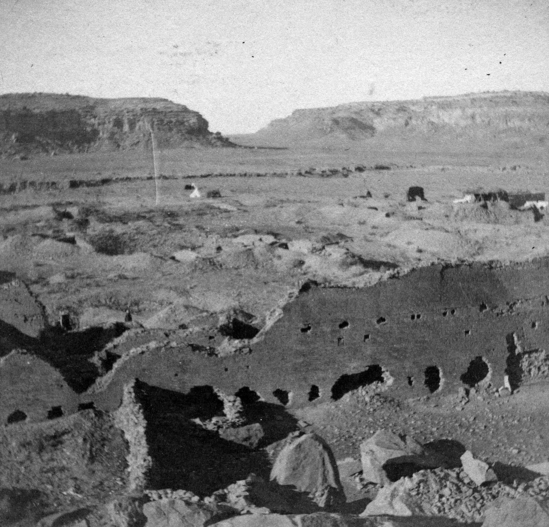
[[339, 320, 350, 329], [78, 402, 96, 411], [424, 366, 442, 393], [407, 376, 414, 387], [300, 324, 312, 333], [219, 318, 259, 340], [450, 309, 456, 315], [479, 303, 488, 312], [532, 321, 538, 329], [376, 317, 387, 325], [464, 329, 471, 336], [442, 311, 448, 317], [417, 313, 422, 320], [273, 389, 290, 406], [7, 410, 27, 424], [331, 365, 384, 400], [308, 385, 320, 401], [363, 334, 370, 341], [47, 406, 63, 419], [460, 357, 490, 388], [337, 336, 344, 346], [410, 314, 416, 320], [235, 386, 261, 404]]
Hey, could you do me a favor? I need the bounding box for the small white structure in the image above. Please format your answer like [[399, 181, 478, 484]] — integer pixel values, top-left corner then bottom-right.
[[453, 194, 475, 204], [519, 201, 548, 211], [190, 184, 201, 198]]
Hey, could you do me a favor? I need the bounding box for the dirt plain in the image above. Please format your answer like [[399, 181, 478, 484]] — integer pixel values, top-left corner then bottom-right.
[[2, 134, 549, 525]]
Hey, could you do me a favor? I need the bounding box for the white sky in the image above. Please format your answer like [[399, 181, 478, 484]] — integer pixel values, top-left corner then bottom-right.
[[1, 0, 548, 133]]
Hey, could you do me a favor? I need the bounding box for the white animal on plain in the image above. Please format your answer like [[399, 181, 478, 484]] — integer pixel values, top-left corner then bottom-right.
[[453, 194, 475, 204], [190, 184, 201, 198], [519, 200, 549, 211]]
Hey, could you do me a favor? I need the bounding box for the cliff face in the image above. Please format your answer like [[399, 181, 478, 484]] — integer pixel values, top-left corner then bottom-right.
[[0, 93, 234, 157], [252, 91, 549, 146]]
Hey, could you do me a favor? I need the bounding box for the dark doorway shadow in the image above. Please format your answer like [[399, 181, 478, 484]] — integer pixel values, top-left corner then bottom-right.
[[134, 380, 300, 496]]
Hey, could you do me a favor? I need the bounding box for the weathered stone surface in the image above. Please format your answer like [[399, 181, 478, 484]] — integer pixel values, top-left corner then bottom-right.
[[460, 451, 497, 486], [114, 381, 152, 492], [360, 478, 426, 517], [270, 433, 345, 510], [0, 410, 129, 507], [37, 508, 91, 527], [0, 278, 47, 339], [0, 488, 49, 527], [143, 499, 233, 527], [211, 474, 293, 515], [0, 349, 78, 424], [482, 496, 549, 527], [360, 430, 424, 485], [527, 461, 549, 476], [219, 423, 265, 448], [214, 513, 373, 527], [86, 259, 549, 412], [105, 495, 147, 527]]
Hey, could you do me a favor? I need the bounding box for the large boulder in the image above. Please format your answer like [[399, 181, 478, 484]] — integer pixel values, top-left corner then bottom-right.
[[460, 451, 497, 486], [212, 474, 293, 515], [360, 478, 426, 518], [482, 496, 549, 527], [360, 430, 425, 485], [270, 433, 345, 510]]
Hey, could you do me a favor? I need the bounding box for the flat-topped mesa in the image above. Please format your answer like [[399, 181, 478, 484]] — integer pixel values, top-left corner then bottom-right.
[[0, 93, 235, 157], [251, 91, 549, 146]]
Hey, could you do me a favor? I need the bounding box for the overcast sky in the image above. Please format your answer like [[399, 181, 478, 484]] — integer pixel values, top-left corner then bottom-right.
[[1, 0, 548, 133]]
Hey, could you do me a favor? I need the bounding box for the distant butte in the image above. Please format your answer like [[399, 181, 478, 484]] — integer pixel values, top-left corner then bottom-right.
[[236, 91, 549, 147], [0, 92, 236, 158]]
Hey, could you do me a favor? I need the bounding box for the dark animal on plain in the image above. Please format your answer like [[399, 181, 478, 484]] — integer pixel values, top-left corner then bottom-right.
[[407, 186, 426, 202]]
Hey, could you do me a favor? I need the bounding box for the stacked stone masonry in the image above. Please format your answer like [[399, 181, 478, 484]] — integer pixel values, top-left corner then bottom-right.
[[3, 259, 549, 423], [89, 259, 549, 411]]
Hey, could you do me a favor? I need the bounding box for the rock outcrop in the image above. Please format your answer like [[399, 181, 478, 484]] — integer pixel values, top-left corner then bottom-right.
[[249, 91, 549, 146], [0, 93, 235, 157], [270, 433, 345, 510]]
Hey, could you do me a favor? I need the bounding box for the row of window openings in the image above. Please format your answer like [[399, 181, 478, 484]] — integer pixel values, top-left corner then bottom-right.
[[298, 303, 509, 335], [6, 402, 96, 425]]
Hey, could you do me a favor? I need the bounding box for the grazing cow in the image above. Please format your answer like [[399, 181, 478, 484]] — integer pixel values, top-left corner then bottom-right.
[[190, 184, 201, 198], [407, 186, 426, 202], [519, 201, 549, 211]]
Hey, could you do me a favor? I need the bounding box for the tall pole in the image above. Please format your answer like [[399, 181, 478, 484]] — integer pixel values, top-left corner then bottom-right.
[[149, 122, 160, 206]]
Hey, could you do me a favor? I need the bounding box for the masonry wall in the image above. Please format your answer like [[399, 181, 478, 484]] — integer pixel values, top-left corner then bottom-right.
[[88, 259, 549, 411]]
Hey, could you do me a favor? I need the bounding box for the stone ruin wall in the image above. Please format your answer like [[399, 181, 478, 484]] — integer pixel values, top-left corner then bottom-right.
[[88, 258, 549, 412], [3, 258, 549, 423]]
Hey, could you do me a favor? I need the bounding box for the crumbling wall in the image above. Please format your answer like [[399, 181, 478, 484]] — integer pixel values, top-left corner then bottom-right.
[[0, 350, 78, 424], [0, 279, 48, 340], [87, 258, 549, 410]]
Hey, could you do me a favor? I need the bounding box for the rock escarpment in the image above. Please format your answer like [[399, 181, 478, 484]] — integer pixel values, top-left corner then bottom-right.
[[251, 91, 549, 145], [0, 93, 234, 157]]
